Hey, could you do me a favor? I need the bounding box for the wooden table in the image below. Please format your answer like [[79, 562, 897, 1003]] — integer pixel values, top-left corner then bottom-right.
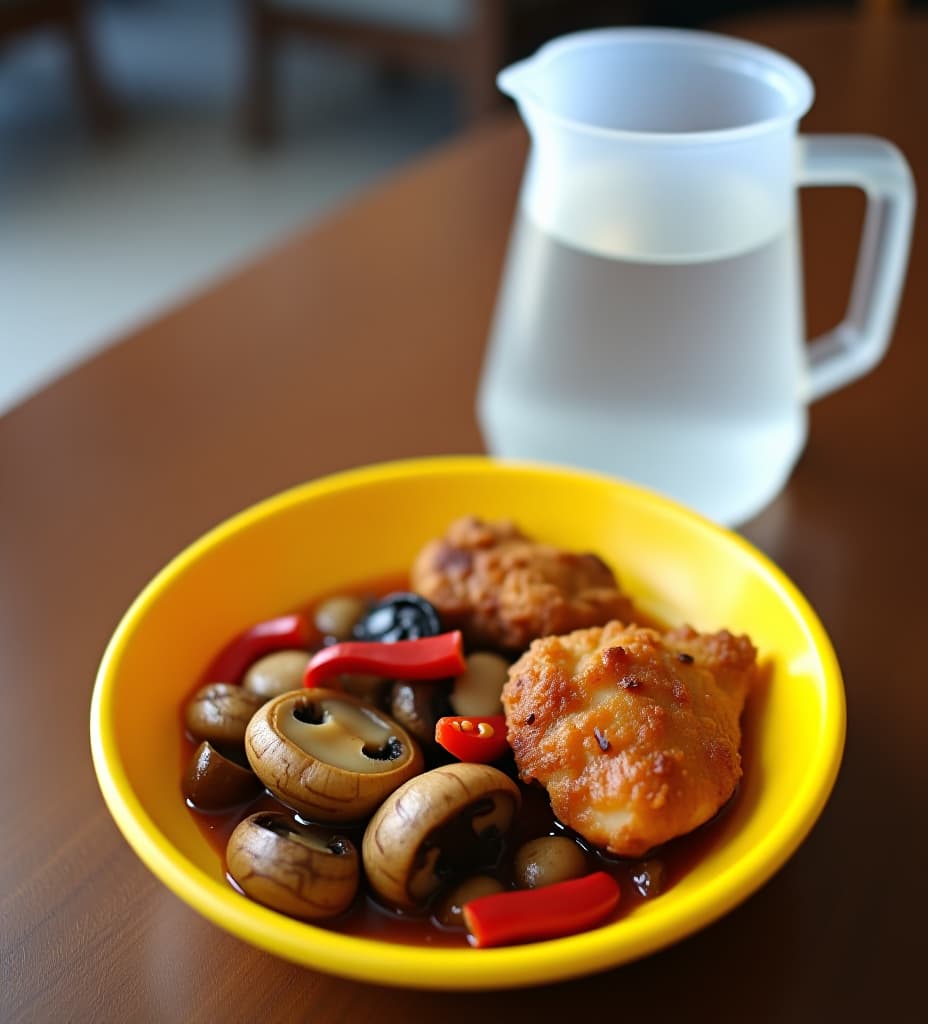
[[2, 11, 925, 1022]]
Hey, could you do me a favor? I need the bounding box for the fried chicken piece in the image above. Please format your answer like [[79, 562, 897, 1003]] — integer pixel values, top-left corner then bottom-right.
[[411, 517, 635, 653], [502, 621, 758, 857]]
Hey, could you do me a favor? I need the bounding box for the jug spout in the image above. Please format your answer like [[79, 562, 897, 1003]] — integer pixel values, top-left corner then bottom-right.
[[496, 58, 535, 103]]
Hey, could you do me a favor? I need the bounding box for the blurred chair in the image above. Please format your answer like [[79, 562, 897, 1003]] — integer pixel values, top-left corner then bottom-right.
[[0, 0, 117, 136], [244, 0, 506, 144]]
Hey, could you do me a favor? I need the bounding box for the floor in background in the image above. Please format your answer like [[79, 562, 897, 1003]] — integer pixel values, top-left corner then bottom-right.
[[0, 0, 459, 415]]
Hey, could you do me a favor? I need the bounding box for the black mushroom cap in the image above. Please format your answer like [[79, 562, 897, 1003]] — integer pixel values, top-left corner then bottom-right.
[[352, 592, 442, 643]]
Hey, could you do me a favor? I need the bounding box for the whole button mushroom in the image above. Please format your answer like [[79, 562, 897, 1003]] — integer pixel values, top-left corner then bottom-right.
[[389, 680, 451, 746], [226, 812, 359, 920], [182, 741, 262, 810], [243, 649, 311, 701], [433, 874, 505, 928], [314, 595, 367, 643], [245, 689, 423, 822], [184, 683, 265, 747], [513, 835, 589, 889], [362, 762, 521, 912]]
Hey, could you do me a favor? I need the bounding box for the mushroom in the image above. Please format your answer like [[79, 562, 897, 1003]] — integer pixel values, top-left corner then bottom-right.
[[226, 812, 359, 920], [513, 835, 588, 889], [337, 673, 389, 705], [432, 874, 505, 928], [182, 741, 262, 810], [362, 762, 521, 912], [242, 649, 311, 701], [245, 688, 423, 821], [389, 680, 451, 745], [449, 652, 510, 718], [314, 595, 367, 642], [184, 683, 265, 747]]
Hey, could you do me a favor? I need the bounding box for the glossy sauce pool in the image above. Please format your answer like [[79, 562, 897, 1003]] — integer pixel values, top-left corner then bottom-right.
[[180, 576, 751, 948]]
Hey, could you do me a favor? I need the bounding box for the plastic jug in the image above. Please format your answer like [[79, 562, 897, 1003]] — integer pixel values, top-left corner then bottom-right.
[[477, 28, 915, 526]]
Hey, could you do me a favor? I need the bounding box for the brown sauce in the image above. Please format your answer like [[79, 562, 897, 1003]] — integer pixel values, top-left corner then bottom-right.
[[180, 575, 748, 948]]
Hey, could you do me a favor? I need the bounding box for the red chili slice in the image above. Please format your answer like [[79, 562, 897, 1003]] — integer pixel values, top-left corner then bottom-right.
[[462, 871, 620, 948], [434, 715, 509, 763], [303, 630, 465, 688], [206, 613, 312, 684]]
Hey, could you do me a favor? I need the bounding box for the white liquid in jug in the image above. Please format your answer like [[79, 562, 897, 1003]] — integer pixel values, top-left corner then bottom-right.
[[478, 209, 808, 526]]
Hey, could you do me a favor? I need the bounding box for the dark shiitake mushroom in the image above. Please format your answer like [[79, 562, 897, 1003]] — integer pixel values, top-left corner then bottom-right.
[[227, 812, 359, 920], [245, 688, 423, 821], [184, 683, 265, 747], [182, 741, 262, 810], [242, 649, 311, 701], [362, 762, 521, 912]]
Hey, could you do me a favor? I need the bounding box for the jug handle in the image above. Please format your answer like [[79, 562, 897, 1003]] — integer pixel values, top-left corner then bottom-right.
[[797, 135, 915, 402]]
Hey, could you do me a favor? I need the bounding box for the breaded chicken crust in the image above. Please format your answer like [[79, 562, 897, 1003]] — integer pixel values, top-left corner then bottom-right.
[[502, 621, 758, 856], [411, 517, 635, 652]]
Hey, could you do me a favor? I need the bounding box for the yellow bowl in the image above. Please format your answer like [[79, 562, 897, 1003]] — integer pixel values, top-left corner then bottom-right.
[[90, 456, 844, 989]]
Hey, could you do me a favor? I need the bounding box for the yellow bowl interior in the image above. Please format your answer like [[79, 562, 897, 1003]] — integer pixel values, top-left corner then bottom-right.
[[90, 456, 844, 989]]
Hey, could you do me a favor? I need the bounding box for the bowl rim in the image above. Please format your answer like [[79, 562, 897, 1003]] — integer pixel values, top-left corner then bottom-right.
[[90, 455, 845, 989]]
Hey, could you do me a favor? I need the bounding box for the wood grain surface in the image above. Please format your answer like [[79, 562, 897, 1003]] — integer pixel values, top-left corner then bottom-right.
[[2, 11, 925, 1023]]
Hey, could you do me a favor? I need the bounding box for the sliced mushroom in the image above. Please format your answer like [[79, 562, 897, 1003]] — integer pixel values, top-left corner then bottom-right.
[[449, 652, 509, 718], [245, 688, 423, 821], [242, 649, 310, 701], [362, 762, 521, 912], [182, 741, 262, 810], [226, 812, 359, 920], [184, 683, 265, 747]]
